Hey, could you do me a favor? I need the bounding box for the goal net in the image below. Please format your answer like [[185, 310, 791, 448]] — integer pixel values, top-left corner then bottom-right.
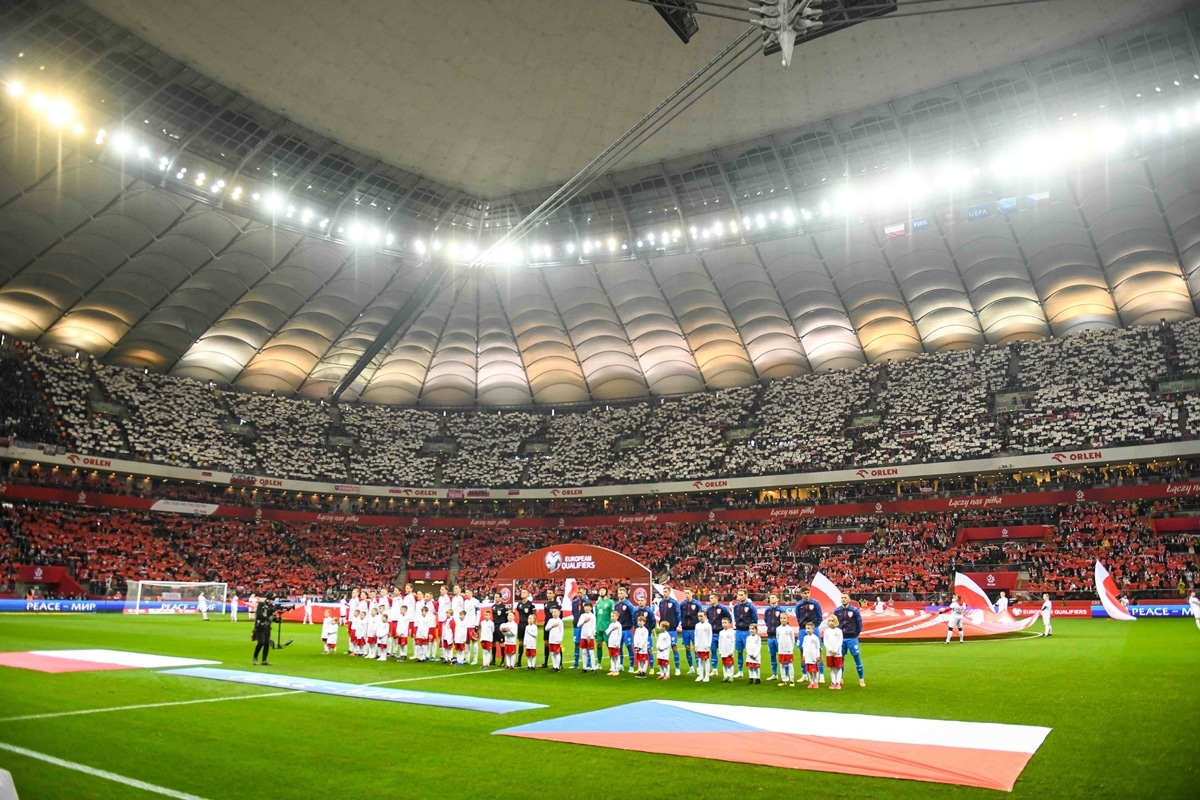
[[123, 581, 228, 615]]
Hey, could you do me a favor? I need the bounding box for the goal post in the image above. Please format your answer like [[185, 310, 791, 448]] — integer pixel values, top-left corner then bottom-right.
[[123, 581, 228, 615]]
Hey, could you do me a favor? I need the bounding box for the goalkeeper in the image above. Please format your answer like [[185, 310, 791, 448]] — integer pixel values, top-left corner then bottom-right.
[[252, 594, 275, 666]]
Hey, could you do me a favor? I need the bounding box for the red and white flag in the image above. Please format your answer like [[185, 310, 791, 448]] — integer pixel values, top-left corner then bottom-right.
[[562, 577, 577, 606], [809, 572, 843, 616], [1094, 560, 1135, 621], [954, 572, 993, 612]]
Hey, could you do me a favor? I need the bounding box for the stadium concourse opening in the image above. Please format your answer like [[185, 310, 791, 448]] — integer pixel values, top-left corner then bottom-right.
[[496, 545, 652, 605]]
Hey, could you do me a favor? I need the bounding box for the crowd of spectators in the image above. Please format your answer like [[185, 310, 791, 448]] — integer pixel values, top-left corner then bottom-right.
[[1, 495, 1195, 602], [4, 321, 1199, 489]]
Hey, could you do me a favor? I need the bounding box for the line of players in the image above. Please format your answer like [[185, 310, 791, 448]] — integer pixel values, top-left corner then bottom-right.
[[317, 582, 867, 688]]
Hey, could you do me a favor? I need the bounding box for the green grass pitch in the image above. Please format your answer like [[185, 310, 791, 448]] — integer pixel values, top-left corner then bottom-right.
[[0, 616, 1196, 799]]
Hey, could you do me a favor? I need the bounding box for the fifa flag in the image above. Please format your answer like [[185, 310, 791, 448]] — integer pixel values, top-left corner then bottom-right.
[[808, 571, 843, 615], [954, 572, 994, 611], [496, 700, 1052, 792], [1094, 560, 1135, 621]]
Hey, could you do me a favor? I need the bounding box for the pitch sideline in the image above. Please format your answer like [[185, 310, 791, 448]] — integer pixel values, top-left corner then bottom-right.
[[0, 741, 214, 800]]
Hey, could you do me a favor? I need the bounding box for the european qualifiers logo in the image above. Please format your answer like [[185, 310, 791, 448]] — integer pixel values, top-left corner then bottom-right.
[[543, 551, 597, 574]]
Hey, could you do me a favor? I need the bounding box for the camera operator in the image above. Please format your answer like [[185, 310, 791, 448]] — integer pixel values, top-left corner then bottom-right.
[[252, 593, 276, 666]]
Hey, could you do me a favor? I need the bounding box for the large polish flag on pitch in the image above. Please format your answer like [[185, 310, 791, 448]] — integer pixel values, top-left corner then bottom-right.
[[562, 577, 578, 606], [1094, 560, 1135, 621], [496, 699, 1052, 792], [954, 572, 995, 612], [808, 571, 843, 615]]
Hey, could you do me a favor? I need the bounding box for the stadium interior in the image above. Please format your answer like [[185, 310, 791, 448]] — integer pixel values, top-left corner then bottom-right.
[[1, 0, 1199, 610]]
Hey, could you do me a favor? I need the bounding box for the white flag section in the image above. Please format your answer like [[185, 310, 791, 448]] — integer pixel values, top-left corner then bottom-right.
[[954, 573, 995, 612], [652, 582, 685, 602], [562, 577, 578, 606], [808, 572, 843, 615], [1094, 560, 1135, 621]]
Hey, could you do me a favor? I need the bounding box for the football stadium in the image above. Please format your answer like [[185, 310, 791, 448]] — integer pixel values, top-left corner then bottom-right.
[[1, 0, 1199, 797]]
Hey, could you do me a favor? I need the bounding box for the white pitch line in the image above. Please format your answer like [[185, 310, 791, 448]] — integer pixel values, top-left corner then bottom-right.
[[0, 665, 497, 723], [0, 741, 214, 800], [0, 689, 304, 723]]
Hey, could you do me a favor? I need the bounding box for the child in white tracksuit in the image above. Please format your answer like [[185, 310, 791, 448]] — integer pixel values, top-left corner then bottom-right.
[[321, 611, 338, 654]]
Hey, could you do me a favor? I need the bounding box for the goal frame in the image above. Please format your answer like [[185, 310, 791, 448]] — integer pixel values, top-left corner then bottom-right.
[[123, 580, 228, 615]]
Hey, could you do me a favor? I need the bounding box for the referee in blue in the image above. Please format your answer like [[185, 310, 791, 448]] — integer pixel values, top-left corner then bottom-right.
[[732, 588, 758, 677], [795, 586, 825, 683], [833, 592, 866, 687]]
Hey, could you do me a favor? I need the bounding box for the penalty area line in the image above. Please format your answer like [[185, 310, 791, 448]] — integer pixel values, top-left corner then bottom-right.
[[0, 741, 213, 800]]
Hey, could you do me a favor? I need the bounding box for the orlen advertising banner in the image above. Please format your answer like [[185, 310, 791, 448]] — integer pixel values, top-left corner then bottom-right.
[[9, 479, 1200, 533], [795, 531, 873, 549], [957, 525, 1054, 543], [962, 571, 1019, 591]]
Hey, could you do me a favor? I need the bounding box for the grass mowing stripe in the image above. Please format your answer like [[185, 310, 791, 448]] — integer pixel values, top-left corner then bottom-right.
[[0, 742, 213, 800], [0, 663, 499, 722]]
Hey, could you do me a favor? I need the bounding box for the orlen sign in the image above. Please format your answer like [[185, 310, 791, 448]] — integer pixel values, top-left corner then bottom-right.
[[64, 454, 112, 468], [856, 468, 899, 479], [390, 488, 438, 496], [1050, 451, 1102, 463], [550, 488, 583, 497], [691, 480, 729, 489]]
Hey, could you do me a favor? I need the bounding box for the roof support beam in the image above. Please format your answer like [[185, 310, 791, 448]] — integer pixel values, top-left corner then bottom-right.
[[330, 263, 444, 400]]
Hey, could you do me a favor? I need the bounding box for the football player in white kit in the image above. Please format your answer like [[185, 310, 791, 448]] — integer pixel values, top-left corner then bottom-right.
[[1188, 590, 1200, 631], [197, 593, 209, 621], [995, 591, 1008, 615], [1040, 593, 1053, 637], [945, 594, 965, 643]]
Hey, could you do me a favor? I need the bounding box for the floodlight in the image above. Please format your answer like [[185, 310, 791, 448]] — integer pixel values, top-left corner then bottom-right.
[[607, 238, 617, 251], [755, 214, 765, 228], [112, 131, 133, 153], [431, 240, 442, 251], [44, 98, 71, 126], [29, 92, 45, 110], [71, 122, 83, 136], [385, 233, 394, 246], [7, 80, 23, 97], [566, 243, 575, 254], [300, 208, 313, 223]]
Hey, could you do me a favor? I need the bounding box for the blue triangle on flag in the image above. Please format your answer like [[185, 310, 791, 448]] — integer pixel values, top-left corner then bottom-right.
[[494, 700, 760, 736]]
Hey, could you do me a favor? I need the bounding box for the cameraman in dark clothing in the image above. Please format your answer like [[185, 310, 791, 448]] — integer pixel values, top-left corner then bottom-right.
[[252, 594, 276, 666]]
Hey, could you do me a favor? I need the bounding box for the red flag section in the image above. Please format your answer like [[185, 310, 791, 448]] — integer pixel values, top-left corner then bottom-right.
[[495, 700, 1051, 792]]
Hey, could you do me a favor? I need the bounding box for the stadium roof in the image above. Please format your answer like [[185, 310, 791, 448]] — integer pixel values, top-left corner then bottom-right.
[[1, 0, 1200, 407], [85, 0, 1188, 196]]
